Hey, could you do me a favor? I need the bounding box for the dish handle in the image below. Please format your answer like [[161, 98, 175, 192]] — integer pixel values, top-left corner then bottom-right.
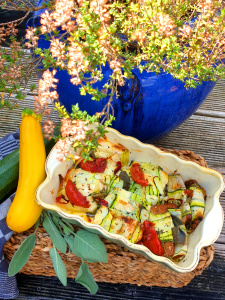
[[199, 199, 224, 247]]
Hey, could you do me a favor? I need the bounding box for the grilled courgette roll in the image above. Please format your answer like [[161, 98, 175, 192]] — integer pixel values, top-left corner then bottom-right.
[[56, 137, 206, 262]]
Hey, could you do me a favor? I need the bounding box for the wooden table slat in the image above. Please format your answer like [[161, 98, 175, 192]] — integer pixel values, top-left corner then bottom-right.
[[0, 61, 224, 300]]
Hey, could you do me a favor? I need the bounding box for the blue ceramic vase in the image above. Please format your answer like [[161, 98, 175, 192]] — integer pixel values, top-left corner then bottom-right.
[[28, 8, 216, 142], [52, 66, 216, 142]]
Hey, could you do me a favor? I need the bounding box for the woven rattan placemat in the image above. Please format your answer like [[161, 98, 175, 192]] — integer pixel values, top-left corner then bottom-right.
[[4, 148, 214, 288]]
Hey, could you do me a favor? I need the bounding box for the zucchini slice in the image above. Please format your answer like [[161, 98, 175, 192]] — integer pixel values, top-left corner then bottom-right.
[[137, 162, 160, 177], [132, 162, 168, 195], [191, 206, 205, 221], [120, 217, 139, 239], [145, 184, 159, 205], [189, 187, 205, 208], [111, 196, 141, 222], [168, 208, 182, 220], [180, 202, 191, 217], [95, 138, 129, 166], [166, 189, 187, 201], [70, 168, 111, 197], [173, 242, 188, 261], [101, 211, 113, 231], [66, 168, 93, 183], [109, 176, 124, 191], [104, 192, 117, 207], [158, 229, 174, 242], [93, 206, 109, 225], [109, 217, 123, 234], [190, 200, 205, 208], [149, 211, 171, 222], [114, 187, 146, 207], [149, 209, 174, 242], [129, 182, 145, 198], [153, 216, 174, 233], [145, 194, 159, 206], [159, 170, 169, 189], [140, 207, 150, 223], [146, 184, 159, 197], [130, 224, 143, 244], [103, 156, 119, 177], [189, 186, 204, 200], [151, 169, 168, 196], [167, 174, 185, 192], [189, 186, 205, 221]]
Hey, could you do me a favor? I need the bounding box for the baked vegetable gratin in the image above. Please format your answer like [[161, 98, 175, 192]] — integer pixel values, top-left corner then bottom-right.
[[56, 137, 206, 261]]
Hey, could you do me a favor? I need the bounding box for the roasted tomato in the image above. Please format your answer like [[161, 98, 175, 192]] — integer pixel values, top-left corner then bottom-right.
[[185, 179, 197, 189], [164, 241, 175, 257], [79, 158, 107, 173], [151, 204, 168, 215], [183, 214, 192, 225], [184, 189, 194, 198], [65, 179, 90, 208], [130, 163, 148, 186], [55, 195, 69, 204], [114, 161, 122, 175], [94, 197, 108, 207], [56, 195, 63, 203], [166, 199, 182, 208], [164, 202, 178, 209], [189, 218, 202, 232], [141, 220, 165, 256]]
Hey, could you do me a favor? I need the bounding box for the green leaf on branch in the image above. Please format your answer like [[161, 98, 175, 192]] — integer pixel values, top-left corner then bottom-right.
[[72, 229, 108, 263], [49, 247, 67, 287], [75, 261, 98, 294], [8, 234, 36, 276], [30, 84, 36, 92], [43, 213, 67, 254]]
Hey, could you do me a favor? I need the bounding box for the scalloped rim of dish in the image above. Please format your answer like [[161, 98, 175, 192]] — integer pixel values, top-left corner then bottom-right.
[[36, 127, 225, 273]]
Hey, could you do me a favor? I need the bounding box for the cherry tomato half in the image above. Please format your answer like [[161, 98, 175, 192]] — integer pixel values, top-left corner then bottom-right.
[[80, 158, 107, 173], [130, 163, 148, 186], [94, 197, 108, 207], [65, 179, 90, 208], [114, 161, 122, 175], [141, 220, 165, 256]]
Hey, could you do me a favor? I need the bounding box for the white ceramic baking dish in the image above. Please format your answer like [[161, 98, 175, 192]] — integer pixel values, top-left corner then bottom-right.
[[36, 127, 224, 272]]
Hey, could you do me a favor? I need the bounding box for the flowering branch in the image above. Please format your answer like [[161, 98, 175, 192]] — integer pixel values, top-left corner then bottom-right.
[[0, 22, 44, 109], [0, 11, 30, 26], [1, 0, 225, 157], [0, 0, 49, 12], [32, 69, 114, 162]]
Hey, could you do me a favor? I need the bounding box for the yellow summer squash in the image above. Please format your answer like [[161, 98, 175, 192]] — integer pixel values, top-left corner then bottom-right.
[[6, 108, 46, 232]]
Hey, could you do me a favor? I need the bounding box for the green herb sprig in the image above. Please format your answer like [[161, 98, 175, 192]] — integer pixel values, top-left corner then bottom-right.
[[55, 103, 115, 162]]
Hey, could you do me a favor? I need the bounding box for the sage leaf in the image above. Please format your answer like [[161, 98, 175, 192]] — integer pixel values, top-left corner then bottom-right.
[[75, 261, 98, 294], [73, 230, 108, 263], [58, 221, 73, 236], [63, 219, 79, 226], [8, 234, 36, 276], [49, 247, 67, 287], [43, 214, 67, 254], [64, 236, 76, 252], [64, 236, 95, 262]]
